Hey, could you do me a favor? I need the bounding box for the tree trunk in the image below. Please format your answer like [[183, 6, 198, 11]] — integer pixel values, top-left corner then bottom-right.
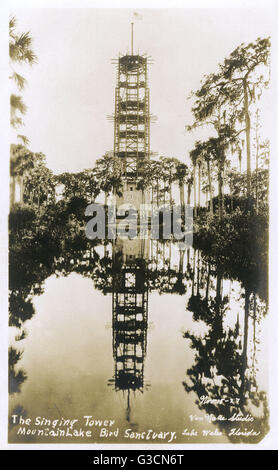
[[198, 162, 201, 211], [242, 288, 250, 361], [216, 273, 222, 301], [197, 250, 200, 295], [157, 178, 159, 207], [218, 157, 224, 220], [243, 79, 251, 205], [205, 263, 211, 302], [255, 114, 259, 214], [215, 273, 223, 339], [230, 183, 234, 213], [240, 287, 251, 404], [19, 176, 24, 204], [156, 240, 159, 268], [193, 164, 197, 218], [179, 248, 185, 274], [169, 169, 172, 205], [238, 149, 242, 173], [10, 176, 16, 208], [207, 159, 213, 215], [187, 183, 192, 206], [169, 242, 172, 270], [179, 182, 185, 210], [253, 293, 257, 368], [192, 249, 196, 296]]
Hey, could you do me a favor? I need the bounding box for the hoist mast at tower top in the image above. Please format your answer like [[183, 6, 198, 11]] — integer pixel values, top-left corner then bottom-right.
[[131, 22, 134, 55]]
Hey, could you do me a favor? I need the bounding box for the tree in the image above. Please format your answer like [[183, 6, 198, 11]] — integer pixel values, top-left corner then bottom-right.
[[186, 170, 193, 206], [174, 160, 188, 209], [94, 154, 124, 202], [188, 37, 270, 206], [200, 141, 216, 214], [82, 169, 101, 203], [24, 163, 55, 209], [220, 38, 270, 200], [183, 259, 269, 443], [9, 16, 38, 208], [160, 157, 177, 205], [189, 147, 198, 217], [190, 141, 206, 217], [190, 125, 238, 219], [136, 159, 163, 207], [9, 347, 27, 394], [10, 144, 46, 206], [9, 15, 37, 135], [57, 170, 100, 204]]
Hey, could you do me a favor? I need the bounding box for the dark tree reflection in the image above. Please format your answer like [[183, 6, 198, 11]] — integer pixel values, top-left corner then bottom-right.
[[9, 347, 27, 395], [8, 198, 269, 442], [183, 252, 269, 443]]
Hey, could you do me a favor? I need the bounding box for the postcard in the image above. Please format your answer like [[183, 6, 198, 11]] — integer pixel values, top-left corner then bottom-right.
[[1, 0, 278, 451]]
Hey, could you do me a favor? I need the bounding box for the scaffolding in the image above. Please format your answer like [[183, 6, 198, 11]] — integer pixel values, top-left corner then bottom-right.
[[111, 246, 148, 394], [113, 53, 151, 182], [108, 28, 151, 405]]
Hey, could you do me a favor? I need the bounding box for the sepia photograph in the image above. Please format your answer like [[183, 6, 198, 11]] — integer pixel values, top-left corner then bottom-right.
[[1, 0, 278, 451]]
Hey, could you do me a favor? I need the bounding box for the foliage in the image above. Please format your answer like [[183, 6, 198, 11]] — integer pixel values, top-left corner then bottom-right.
[[193, 209, 268, 299], [9, 15, 37, 133], [187, 36, 270, 210]]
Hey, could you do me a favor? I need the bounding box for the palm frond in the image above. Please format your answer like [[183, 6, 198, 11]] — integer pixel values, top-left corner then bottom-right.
[[23, 48, 37, 65], [10, 72, 27, 90], [9, 31, 38, 65], [17, 134, 30, 146], [9, 16, 16, 36], [10, 94, 27, 114], [10, 116, 24, 128]]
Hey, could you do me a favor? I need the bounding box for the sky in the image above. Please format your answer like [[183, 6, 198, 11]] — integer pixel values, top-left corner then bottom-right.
[[10, 6, 276, 174]]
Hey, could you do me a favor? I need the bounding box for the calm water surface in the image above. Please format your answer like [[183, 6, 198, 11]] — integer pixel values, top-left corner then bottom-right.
[[9, 238, 268, 444]]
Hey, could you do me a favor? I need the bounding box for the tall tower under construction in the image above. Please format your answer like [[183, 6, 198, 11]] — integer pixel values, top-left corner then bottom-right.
[[112, 25, 151, 211]]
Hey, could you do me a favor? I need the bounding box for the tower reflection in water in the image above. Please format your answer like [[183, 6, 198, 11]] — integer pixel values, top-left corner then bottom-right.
[[108, 236, 150, 421]]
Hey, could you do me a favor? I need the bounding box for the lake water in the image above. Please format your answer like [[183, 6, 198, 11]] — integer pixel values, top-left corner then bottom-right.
[[9, 237, 268, 444]]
